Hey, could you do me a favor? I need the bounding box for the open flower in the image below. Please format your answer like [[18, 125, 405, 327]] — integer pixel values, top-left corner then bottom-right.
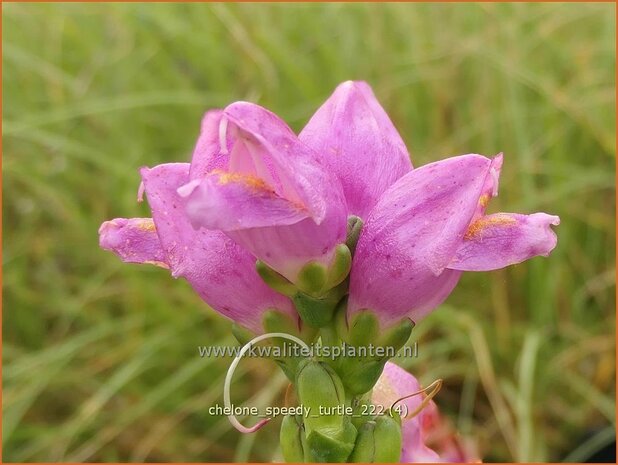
[[372, 362, 479, 462], [176, 82, 558, 329], [98, 81, 561, 462], [100, 80, 559, 333], [99, 162, 296, 334], [179, 104, 348, 285], [348, 152, 559, 328]]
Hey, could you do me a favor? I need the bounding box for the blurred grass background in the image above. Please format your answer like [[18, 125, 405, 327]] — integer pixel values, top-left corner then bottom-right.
[[2, 2, 616, 462]]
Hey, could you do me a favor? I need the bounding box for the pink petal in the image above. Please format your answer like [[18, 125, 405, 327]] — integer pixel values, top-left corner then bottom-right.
[[188, 109, 229, 180], [449, 212, 560, 271], [139, 162, 296, 333], [181, 102, 348, 282], [472, 152, 503, 220], [372, 362, 440, 462], [180, 170, 310, 230], [299, 81, 412, 219], [421, 396, 481, 462], [227, 214, 347, 283], [222, 101, 334, 222], [349, 154, 496, 326], [98, 217, 168, 268]]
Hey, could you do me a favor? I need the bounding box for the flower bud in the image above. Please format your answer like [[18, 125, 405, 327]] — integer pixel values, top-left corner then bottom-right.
[[348, 421, 376, 461], [296, 360, 346, 435], [348, 413, 402, 462], [373, 411, 402, 462], [280, 414, 307, 462], [306, 421, 357, 462], [335, 310, 414, 394], [296, 359, 357, 462]]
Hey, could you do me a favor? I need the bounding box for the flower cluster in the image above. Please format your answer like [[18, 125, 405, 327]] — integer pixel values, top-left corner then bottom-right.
[[99, 81, 558, 462]]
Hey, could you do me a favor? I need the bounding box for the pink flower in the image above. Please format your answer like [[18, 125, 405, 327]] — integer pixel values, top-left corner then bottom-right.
[[347, 152, 559, 327], [179, 106, 348, 285], [177, 81, 558, 327], [99, 163, 295, 334], [100, 80, 559, 331], [372, 362, 479, 462]]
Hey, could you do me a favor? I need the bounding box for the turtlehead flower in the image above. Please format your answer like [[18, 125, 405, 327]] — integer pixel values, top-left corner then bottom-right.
[[176, 81, 558, 328], [97, 81, 559, 334], [99, 163, 295, 334], [98, 81, 560, 462], [179, 104, 347, 285], [372, 362, 479, 462], [348, 152, 559, 327]]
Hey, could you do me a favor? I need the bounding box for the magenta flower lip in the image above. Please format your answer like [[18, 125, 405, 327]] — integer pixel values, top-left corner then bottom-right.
[[99, 80, 559, 332]]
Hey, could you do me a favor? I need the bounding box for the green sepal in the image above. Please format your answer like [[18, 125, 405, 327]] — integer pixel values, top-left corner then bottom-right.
[[231, 323, 256, 346], [262, 310, 307, 381], [280, 414, 307, 462], [339, 358, 388, 396], [293, 287, 344, 328], [256, 260, 296, 297], [296, 359, 346, 435], [262, 308, 317, 344], [305, 421, 357, 463], [347, 311, 379, 347], [377, 318, 414, 352], [297, 261, 328, 295], [373, 411, 402, 462], [351, 394, 373, 430], [263, 309, 299, 335], [334, 297, 349, 338], [348, 421, 376, 462], [345, 215, 364, 255], [337, 311, 412, 352], [325, 244, 352, 290], [334, 312, 413, 394], [300, 323, 319, 345]]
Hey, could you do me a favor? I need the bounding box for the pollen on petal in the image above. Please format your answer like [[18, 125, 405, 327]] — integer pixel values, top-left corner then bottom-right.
[[134, 218, 157, 232], [478, 194, 491, 208], [464, 213, 517, 240], [212, 169, 274, 193], [99, 217, 167, 267]]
